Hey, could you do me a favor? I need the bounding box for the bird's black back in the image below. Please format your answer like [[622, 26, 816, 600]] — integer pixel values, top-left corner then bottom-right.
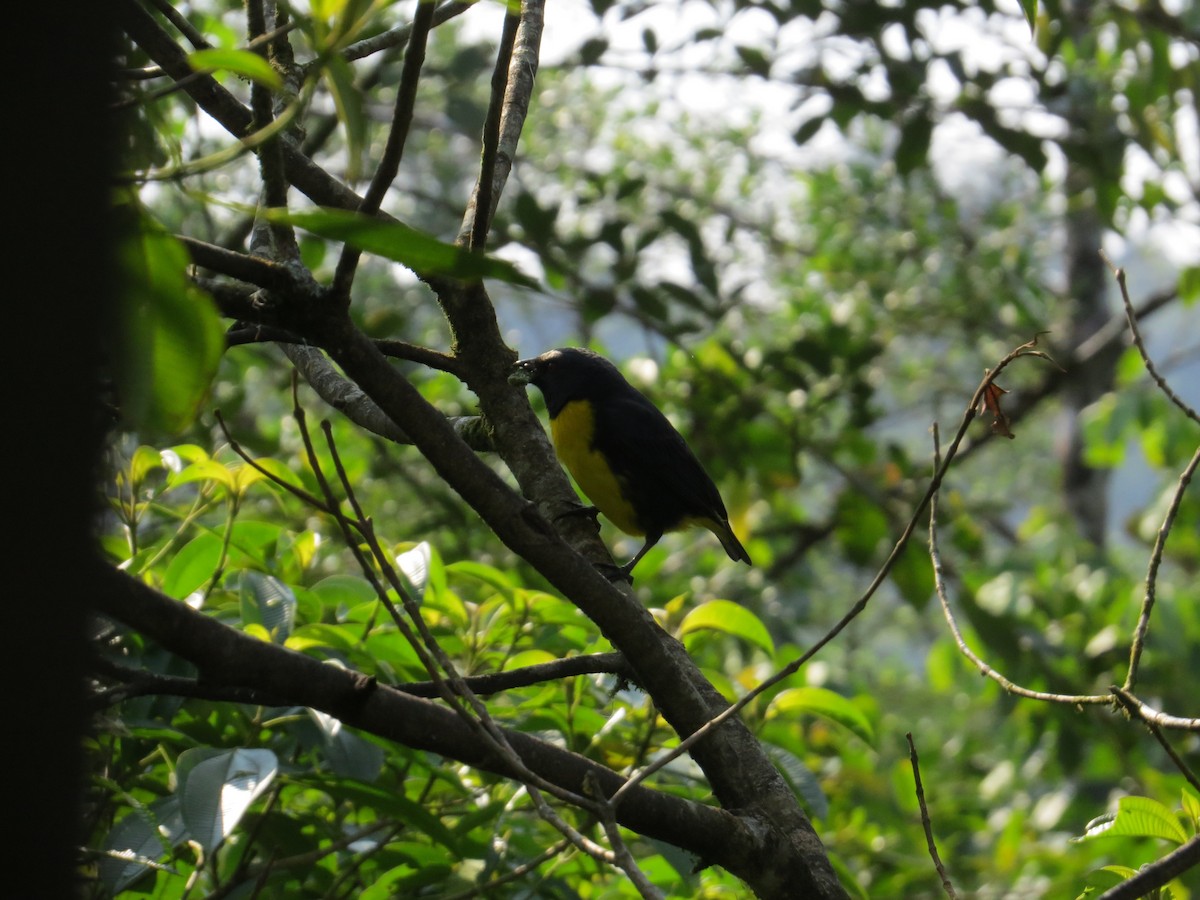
[[531, 348, 731, 534]]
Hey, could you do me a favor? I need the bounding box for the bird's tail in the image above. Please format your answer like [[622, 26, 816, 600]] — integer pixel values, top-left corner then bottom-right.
[[708, 519, 752, 566]]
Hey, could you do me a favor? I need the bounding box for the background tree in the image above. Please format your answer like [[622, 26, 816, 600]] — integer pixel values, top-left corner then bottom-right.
[[85, 0, 1199, 897]]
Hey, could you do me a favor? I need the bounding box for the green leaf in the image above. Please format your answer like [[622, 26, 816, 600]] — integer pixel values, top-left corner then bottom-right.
[[445, 560, 515, 593], [312, 574, 379, 615], [116, 216, 225, 435], [1080, 394, 1132, 468], [177, 747, 278, 854], [1182, 790, 1200, 830], [308, 709, 385, 781], [1079, 866, 1138, 894], [1019, 0, 1038, 34], [767, 687, 875, 745], [579, 37, 608, 65], [319, 54, 367, 182], [679, 600, 774, 655], [171, 458, 238, 491], [129, 445, 167, 489], [1078, 795, 1190, 845], [188, 48, 282, 90], [287, 622, 362, 652], [161, 533, 223, 600], [276, 208, 539, 287]]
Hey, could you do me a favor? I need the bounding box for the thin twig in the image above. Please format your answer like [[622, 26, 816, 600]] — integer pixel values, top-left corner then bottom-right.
[[1107, 687, 1200, 732], [215, 410, 338, 515], [927, 424, 1109, 706], [246, 0, 293, 247], [147, 0, 209, 47], [301, 405, 648, 877], [1109, 688, 1200, 790], [1100, 250, 1200, 425], [279, 343, 494, 451], [315, 420, 630, 866], [906, 733, 958, 899], [584, 773, 666, 900], [1123, 443, 1200, 690], [399, 652, 634, 698]]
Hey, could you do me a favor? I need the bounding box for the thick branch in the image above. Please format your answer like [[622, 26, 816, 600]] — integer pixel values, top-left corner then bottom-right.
[[93, 565, 749, 870]]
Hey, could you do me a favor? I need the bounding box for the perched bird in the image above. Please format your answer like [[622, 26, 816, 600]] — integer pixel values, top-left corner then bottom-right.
[[509, 347, 751, 575]]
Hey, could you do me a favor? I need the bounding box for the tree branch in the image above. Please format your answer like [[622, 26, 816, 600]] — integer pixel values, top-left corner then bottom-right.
[[93, 565, 752, 872], [1096, 832, 1200, 900]]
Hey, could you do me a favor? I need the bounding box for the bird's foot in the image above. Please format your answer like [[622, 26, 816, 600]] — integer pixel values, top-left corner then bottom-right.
[[597, 560, 634, 584]]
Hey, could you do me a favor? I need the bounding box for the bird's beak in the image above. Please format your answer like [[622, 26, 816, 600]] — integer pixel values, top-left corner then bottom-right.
[[508, 358, 537, 387]]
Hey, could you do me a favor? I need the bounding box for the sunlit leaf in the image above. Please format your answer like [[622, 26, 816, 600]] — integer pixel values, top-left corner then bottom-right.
[[679, 600, 774, 655], [1182, 790, 1200, 831], [1077, 795, 1190, 844], [396, 541, 432, 601], [115, 214, 225, 435], [188, 48, 282, 90], [275, 208, 539, 286], [767, 687, 875, 745], [161, 533, 223, 599]]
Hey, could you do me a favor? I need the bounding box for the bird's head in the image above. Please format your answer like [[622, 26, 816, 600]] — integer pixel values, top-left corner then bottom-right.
[[509, 348, 625, 412]]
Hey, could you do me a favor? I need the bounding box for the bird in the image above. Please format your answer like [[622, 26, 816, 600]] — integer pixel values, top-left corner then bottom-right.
[[509, 347, 751, 576]]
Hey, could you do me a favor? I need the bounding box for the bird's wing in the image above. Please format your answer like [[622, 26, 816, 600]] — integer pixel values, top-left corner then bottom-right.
[[592, 393, 730, 524]]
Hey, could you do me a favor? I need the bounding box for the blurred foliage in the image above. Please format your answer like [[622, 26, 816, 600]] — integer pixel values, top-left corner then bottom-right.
[[92, 0, 1200, 896]]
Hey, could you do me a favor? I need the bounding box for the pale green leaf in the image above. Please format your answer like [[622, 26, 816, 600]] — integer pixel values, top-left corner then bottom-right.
[[679, 599, 774, 655], [767, 687, 875, 745], [1078, 795, 1190, 844], [188, 48, 282, 90], [1181, 790, 1200, 830], [161, 533, 223, 599]]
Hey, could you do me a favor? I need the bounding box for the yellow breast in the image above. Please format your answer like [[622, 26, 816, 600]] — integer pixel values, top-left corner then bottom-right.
[[550, 400, 643, 536]]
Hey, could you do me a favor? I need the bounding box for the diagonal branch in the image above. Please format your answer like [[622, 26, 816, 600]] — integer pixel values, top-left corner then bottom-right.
[[1095, 832, 1200, 900], [466, 9, 520, 251], [1123, 443, 1200, 690], [457, 0, 542, 247], [1101, 251, 1200, 424]]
